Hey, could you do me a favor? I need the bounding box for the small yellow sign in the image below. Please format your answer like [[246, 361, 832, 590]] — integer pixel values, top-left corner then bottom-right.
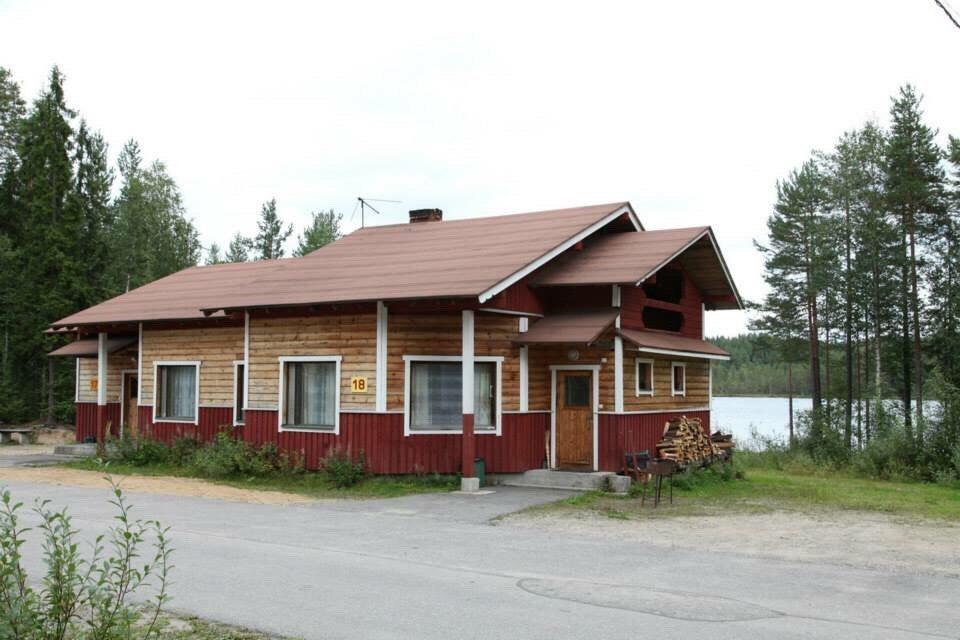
[[350, 377, 369, 393], [89, 378, 98, 391]]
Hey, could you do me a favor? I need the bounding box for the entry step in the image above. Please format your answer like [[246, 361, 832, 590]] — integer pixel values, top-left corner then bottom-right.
[[501, 469, 620, 491]]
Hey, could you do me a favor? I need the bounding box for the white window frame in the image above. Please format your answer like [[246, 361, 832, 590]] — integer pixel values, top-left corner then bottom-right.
[[671, 361, 686, 397], [232, 360, 245, 426], [635, 358, 655, 396], [402, 355, 503, 436], [152, 360, 201, 425], [277, 355, 342, 434]]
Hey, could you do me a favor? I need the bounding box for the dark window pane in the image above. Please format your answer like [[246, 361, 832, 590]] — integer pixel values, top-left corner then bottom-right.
[[642, 307, 684, 332], [637, 362, 652, 391], [564, 375, 590, 407], [642, 268, 683, 303]]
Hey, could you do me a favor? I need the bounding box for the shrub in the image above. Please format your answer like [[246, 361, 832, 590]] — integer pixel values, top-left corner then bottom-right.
[[321, 448, 366, 488], [190, 432, 249, 478], [114, 435, 170, 467], [0, 480, 171, 639], [169, 436, 200, 466]]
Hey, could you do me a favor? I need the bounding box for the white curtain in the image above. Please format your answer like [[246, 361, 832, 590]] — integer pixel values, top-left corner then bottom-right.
[[411, 362, 461, 430], [161, 365, 196, 420], [474, 363, 494, 428], [410, 361, 496, 430], [285, 362, 335, 427]]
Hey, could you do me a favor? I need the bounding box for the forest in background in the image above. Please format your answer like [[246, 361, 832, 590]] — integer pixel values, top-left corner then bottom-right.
[[0, 67, 342, 424], [709, 335, 811, 397], [750, 84, 960, 481]]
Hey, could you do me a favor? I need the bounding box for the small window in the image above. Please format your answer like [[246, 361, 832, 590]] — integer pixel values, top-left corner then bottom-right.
[[564, 375, 591, 407], [234, 362, 245, 425], [282, 360, 338, 429], [643, 268, 683, 303], [156, 363, 198, 422], [409, 360, 499, 432], [672, 362, 686, 396], [636, 359, 654, 395], [642, 307, 684, 332]]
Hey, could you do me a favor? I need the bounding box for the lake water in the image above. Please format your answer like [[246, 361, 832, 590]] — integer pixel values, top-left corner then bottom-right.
[[711, 396, 812, 446]]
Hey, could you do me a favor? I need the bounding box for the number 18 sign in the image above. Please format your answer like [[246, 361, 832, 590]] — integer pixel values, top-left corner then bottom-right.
[[350, 377, 368, 393]]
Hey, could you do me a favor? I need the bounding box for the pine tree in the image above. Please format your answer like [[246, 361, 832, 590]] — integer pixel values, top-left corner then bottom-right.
[[885, 85, 946, 435], [225, 233, 252, 262], [253, 198, 292, 260], [205, 242, 225, 265], [0, 67, 25, 177], [754, 160, 834, 415], [71, 121, 115, 304], [294, 209, 343, 256]]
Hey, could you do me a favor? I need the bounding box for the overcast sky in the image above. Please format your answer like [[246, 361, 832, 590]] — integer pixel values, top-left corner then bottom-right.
[[1, 0, 958, 336]]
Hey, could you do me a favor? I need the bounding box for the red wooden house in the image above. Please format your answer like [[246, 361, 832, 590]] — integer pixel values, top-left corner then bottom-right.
[[49, 202, 741, 490]]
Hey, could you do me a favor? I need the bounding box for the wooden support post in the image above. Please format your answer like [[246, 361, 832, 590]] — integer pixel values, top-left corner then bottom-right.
[[96, 332, 107, 446], [614, 335, 624, 413], [461, 310, 477, 490]]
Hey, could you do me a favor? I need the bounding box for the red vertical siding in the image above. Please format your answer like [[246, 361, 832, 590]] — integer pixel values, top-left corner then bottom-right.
[[75, 402, 121, 442], [241, 410, 548, 473], [138, 406, 235, 443], [598, 410, 710, 471]]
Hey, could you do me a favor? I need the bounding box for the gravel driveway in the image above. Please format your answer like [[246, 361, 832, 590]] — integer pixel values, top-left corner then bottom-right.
[[0, 474, 958, 639]]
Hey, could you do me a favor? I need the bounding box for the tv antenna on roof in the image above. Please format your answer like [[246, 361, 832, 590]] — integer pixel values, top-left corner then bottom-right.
[[356, 197, 401, 229]]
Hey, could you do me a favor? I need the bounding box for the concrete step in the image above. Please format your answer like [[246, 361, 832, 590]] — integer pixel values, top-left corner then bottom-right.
[[53, 443, 98, 457], [501, 469, 621, 491]]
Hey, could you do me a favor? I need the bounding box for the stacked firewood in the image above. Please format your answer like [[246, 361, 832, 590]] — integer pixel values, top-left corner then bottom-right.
[[655, 416, 720, 467], [710, 431, 735, 462]]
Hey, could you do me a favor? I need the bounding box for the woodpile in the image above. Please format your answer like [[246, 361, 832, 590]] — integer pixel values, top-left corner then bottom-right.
[[655, 416, 724, 467], [711, 431, 734, 462]]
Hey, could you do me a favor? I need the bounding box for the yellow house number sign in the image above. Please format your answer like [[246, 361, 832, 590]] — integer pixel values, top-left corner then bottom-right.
[[350, 377, 369, 393]]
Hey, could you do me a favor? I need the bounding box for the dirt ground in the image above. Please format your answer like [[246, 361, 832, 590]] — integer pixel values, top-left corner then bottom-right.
[[504, 509, 960, 577], [0, 466, 313, 505]]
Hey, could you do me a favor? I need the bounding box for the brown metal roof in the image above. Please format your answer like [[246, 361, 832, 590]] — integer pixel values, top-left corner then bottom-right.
[[51, 260, 285, 327], [203, 202, 636, 313], [532, 227, 742, 310], [619, 328, 730, 360], [514, 309, 619, 345], [47, 336, 137, 357]]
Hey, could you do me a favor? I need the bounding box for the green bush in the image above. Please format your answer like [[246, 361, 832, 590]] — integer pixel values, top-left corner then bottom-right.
[[321, 448, 366, 488], [168, 436, 200, 466], [0, 480, 171, 639], [114, 435, 170, 467], [190, 432, 299, 478]]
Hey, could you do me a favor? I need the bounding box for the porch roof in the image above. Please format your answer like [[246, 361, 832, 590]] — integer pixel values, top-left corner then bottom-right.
[[619, 328, 730, 360], [514, 309, 619, 345], [47, 336, 137, 358]]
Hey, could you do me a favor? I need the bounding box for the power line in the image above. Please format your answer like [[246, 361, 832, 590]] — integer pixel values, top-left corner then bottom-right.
[[933, 0, 960, 31]]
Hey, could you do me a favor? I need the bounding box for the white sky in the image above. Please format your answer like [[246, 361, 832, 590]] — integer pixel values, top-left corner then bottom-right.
[[2, 0, 959, 336]]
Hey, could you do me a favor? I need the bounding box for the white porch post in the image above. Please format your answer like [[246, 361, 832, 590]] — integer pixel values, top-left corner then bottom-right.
[[96, 332, 107, 443], [460, 310, 478, 491], [243, 311, 250, 414], [519, 317, 529, 412], [614, 335, 624, 413], [376, 302, 388, 413]]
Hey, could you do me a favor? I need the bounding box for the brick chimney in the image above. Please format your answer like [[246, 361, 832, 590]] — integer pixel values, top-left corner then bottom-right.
[[409, 208, 443, 223]]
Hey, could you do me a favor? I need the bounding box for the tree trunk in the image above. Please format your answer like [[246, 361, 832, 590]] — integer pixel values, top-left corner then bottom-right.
[[901, 229, 913, 440], [872, 257, 883, 432], [788, 362, 795, 446], [908, 226, 924, 434], [844, 207, 853, 448], [46, 358, 55, 424], [824, 294, 831, 424]]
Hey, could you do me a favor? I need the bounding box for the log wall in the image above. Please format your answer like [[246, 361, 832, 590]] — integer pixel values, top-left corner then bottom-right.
[[621, 356, 710, 411], [76, 350, 137, 403], [141, 327, 243, 407]]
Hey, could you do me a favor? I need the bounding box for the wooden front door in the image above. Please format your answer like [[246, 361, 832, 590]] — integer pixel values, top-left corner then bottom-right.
[[555, 371, 593, 469], [123, 373, 139, 438]]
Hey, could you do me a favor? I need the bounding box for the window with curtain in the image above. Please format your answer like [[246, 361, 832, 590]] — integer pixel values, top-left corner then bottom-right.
[[157, 364, 197, 421], [410, 360, 497, 431], [283, 361, 336, 429]]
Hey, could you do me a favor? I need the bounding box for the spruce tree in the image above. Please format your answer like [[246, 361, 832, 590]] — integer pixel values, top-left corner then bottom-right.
[[205, 242, 225, 265], [294, 209, 343, 256], [253, 198, 292, 260]]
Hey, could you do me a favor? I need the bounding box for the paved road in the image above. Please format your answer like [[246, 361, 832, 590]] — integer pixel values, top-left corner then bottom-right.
[[1, 477, 957, 640]]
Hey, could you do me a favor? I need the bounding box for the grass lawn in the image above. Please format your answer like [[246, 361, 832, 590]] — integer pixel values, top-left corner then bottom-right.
[[158, 614, 297, 640], [532, 463, 960, 522], [64, 458, 459, 499]]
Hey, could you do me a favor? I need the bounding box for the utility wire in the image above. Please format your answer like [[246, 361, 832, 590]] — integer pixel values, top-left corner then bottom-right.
[[933, 0, 960, 31]]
